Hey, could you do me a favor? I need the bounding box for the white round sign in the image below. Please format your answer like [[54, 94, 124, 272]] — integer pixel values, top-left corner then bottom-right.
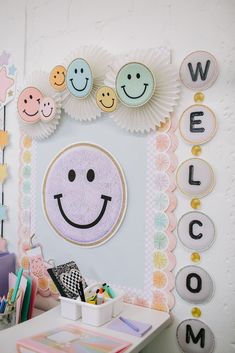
[[176, 265, 214, 304], [179, 51, 218, 90], [178, 212, 215, 251], [176, 158, 215, 198], [179, 105, 216, 145], [177, 319, 215, 353]]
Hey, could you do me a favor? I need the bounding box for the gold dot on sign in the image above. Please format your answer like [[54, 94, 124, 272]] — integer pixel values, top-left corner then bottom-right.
[[192, 145, 202, 156], [191, 198, 201, 209], [191, 307, 201, 318], [194, 92, 204, 103], [191, 252, 201, 262]]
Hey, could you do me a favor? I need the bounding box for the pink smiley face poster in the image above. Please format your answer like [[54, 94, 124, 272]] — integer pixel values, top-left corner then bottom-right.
[[43, 143, 127, 247]]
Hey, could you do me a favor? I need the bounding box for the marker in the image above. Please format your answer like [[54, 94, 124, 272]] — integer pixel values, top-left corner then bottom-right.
[[97, 288, 104, 305], [102, 283, 116, 298], [11, 268, 23, 304], [119, 316, 140, 332], [77, 281, 85, 302]]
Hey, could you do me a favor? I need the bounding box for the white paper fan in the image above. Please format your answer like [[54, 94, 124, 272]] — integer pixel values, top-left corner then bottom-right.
[[106, 48, 180, 133], [62, 46, 111, 121], [17, 72, 62, 140]]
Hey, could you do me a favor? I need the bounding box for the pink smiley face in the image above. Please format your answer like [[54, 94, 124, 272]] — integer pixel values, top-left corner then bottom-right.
[[43, 143, 127, 247], [39, 97, 56, 122], [18, 87, 43, 123]]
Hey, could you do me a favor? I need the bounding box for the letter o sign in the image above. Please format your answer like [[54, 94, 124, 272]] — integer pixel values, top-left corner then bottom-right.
[[176, 266, 214, 304]]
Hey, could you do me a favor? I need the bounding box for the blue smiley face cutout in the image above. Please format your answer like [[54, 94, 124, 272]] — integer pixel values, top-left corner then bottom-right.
[[115, 62, 155, 107], [66, 58, 93, 98]]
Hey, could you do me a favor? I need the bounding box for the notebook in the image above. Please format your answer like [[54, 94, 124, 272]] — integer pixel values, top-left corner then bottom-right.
[[16, 323, 131, 353], [21, 274, 32, 322], [47, 261, 87, 299], [107, 316, 152, 337]]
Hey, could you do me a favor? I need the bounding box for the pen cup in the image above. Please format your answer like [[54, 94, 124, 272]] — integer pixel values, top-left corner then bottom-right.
[[0, 305, 16, 330]]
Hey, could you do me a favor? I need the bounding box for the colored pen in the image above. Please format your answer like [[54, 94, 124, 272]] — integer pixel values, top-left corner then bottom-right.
[[11, 268, 23, 304], [7, 288, 14, 304], [119, 316, 140, 332], [0, 297, 6, 313]]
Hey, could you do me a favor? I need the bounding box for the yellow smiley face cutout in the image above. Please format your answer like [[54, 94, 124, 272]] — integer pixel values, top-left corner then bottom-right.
[[96, 86, 118, 112], [49, 65, 67, 92]]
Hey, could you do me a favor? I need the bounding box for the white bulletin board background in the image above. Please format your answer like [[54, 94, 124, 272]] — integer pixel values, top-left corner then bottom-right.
[[1, 1, 235, 352]]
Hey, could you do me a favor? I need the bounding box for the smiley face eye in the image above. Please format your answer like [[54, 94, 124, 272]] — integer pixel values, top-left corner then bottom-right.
[[127, 74, 131, 80], [44, 103, 46, 107], [107, 92, 110, 96], [102, 93, 105, 97], [87, 169, 95, 182], [48, 102, 50, 105], [54, 75, 56, 79], [24, 99, 27, 104], [29, 95, 33, 99], [81, 68, 84, 73], [74, 68, 78, 74], [57, 71, 59, 74], [136, 73, 140, 79], [68, 169, 76, 182]]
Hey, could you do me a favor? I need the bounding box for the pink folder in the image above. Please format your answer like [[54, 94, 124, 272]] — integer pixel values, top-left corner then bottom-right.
[[8, 272, 27, 324]]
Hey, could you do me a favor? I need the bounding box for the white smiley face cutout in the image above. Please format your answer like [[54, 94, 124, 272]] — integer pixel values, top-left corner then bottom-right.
[[43, 143, 127, 247], [39, 97, 56, 122]]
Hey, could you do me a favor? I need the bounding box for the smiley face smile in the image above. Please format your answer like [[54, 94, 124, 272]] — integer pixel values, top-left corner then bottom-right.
[[121, 83, 148, 99], [99, 98, 114, 109], [116, 62, 155, 107], [54, 193, 112, 229], [23, 109, 39, 117], [41, 107, 53, 118], [54, 73, 65, 86], [70, 77, 89, 92], [43, 143, 127, 246], [66, 58, 93, 98]]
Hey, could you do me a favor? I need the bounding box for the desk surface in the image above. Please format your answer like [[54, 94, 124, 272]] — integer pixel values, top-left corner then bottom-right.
[[0, 303, 171, 353]]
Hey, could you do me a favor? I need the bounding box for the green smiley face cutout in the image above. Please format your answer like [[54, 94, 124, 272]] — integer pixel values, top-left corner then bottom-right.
[[115, 62, 155, 107]]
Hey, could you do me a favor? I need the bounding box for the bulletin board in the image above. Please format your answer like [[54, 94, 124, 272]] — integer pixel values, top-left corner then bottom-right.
[[17, 47, 177, 312]]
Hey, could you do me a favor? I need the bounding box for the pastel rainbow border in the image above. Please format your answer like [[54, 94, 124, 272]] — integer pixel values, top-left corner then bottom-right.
[[18, 118, 177, 311]]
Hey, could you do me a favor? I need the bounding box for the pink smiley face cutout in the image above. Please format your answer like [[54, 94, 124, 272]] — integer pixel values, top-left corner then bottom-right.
[[43, 143, 127, 247], [18, 87, 43, 123], [39, 97, 56, 122]]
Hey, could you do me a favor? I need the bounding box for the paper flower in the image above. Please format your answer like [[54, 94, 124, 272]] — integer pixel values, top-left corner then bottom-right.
[[105, 48, 180, 133], [61, 46, 111, 121], [17, 72, 62, 140]]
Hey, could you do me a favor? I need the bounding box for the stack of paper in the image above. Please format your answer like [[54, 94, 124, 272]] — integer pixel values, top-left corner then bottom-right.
[[107, 316, 152, 337]]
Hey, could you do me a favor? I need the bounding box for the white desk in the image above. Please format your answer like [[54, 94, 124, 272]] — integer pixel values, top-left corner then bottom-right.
[[0, 303, 171, 353]]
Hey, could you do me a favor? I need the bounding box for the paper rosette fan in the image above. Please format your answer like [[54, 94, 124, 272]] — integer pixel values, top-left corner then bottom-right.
[[105, 48, 180, 133], [17, 72, 62, 140], [62, 46, 111, 121]]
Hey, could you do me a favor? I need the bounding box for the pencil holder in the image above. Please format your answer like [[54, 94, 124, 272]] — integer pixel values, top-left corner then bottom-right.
[[80, 282, 124, 326], [59, 296, 81, 321], [0, 305, 16, 330]]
